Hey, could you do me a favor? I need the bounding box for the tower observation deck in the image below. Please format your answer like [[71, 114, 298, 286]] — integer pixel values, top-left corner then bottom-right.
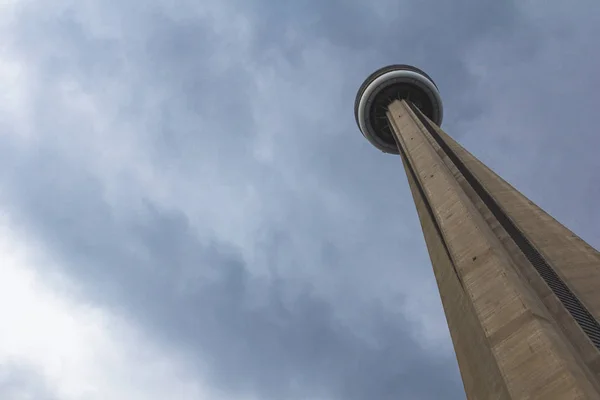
[[355, 65, 600, 399]]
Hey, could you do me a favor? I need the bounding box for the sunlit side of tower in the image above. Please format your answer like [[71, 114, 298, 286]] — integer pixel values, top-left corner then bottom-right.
[[355, 65, 600, 399]]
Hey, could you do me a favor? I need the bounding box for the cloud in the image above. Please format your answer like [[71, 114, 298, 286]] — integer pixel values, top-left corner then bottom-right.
[[0, 149, 462, 399], [456, 0, 600, 247], [0, 216, 219, 400], [1, 0, 599, 399], [0, 2, 464, 397], [0, 364, 56, 400]]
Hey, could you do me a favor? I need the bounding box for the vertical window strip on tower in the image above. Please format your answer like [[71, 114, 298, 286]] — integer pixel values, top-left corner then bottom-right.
[[407, 102, 600, 351], [391, 120, 465, 289]]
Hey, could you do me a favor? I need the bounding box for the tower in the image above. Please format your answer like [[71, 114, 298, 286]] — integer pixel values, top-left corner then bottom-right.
[[355, 65, 600, 399]]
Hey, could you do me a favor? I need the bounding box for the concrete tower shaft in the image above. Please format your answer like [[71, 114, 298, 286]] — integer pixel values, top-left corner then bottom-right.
[[355, 65, 600, 399]]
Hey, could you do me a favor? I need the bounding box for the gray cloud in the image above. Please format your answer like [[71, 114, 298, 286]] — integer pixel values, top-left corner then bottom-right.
[[0, 364, 57, 400], [1, 0, 599, 399], [1, 145, 462, 399]]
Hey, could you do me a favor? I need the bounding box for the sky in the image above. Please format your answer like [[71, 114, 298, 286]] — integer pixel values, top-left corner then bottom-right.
[[0, 0, 599, 399]]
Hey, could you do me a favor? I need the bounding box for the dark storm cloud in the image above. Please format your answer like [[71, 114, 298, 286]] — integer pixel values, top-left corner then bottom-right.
[[234, 0, 536, 124], [4, 0, 445, 305], [8, 1, 261, 159], [2, 0, 599, 399], [450, 2, 600, 250], [1, 145, 462, 399]]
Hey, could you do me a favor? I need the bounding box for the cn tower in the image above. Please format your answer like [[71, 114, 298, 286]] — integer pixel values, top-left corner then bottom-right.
[[355, 65, 600, 399]]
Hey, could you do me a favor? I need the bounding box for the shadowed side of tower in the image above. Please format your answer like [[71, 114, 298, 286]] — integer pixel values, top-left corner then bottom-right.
[[355, 65, 600, 399]]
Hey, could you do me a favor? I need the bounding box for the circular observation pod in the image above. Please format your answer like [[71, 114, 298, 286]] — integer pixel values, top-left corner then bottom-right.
[[354, 65, 443, 154]]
